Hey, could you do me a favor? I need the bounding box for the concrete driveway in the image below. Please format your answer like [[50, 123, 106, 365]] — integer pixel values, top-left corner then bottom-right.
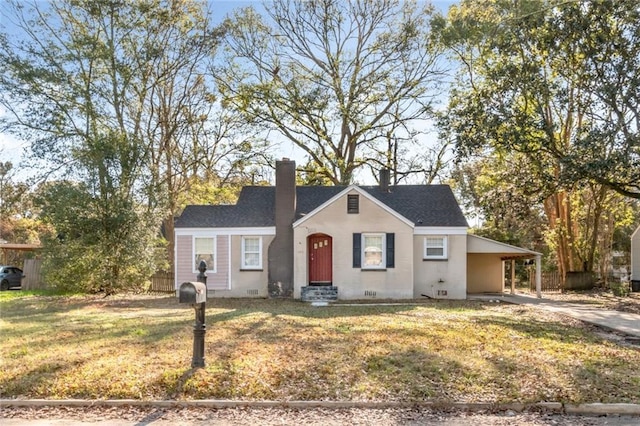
[[480, 294, 640, 338]]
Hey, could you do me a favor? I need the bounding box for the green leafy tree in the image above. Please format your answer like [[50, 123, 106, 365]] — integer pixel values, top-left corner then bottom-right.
[[35, 133, 162, 294], [556, 0, 640, 199], [0, 161, 17, 223], [439, 0, 639, 278], [217, 0, 446, 185], [0, 161, 49, 254], [451, 153, 546, 248], [437, 0, 639, 197], [0, 0, 267, 278]]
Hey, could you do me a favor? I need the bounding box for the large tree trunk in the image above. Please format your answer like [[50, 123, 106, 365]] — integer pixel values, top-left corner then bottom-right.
[[163, 215, 175, 272], [544, 190, 581, 284]]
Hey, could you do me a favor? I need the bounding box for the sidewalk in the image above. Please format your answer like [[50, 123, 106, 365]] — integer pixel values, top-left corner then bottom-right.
[[477, 293, 640, 338], [2, 402, 640, 426]]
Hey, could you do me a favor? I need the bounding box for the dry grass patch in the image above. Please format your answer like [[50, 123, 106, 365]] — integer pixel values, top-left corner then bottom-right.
[[1, 293, 639, 403]]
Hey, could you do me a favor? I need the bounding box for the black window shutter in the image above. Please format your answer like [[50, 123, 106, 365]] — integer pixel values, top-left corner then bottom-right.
[[353, 233, 361, 268], [386, 233, 395, 268]]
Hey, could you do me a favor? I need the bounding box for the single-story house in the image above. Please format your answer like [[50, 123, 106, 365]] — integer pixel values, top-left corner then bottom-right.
[[174, 159, 542, 300]]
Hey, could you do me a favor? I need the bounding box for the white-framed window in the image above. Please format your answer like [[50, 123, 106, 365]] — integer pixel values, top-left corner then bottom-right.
[[194, 236, 216, 272], [424, 236, 447, 259], [363, 233, 385, 269], [241, 236, 262, 269]]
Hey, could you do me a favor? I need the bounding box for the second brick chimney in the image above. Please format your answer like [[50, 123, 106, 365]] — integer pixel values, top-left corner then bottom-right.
[[379, 168, 391, 192]]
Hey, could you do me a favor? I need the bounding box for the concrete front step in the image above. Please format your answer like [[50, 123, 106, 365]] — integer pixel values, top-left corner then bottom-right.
[[301, 286, 338, 302]]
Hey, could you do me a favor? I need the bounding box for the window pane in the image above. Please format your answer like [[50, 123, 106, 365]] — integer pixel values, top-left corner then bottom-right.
[[364, 235, 383, 250], [364, 250, 382, 266], [242, 237, 261, 268], [195, 253, 214, 269], [426, 247, 444, 256], [364, 235, 383, 267], [426, 237, 443, 248], [425, 237, 445, 258], [195, 237, 213, 252], [195, 237, 214, 269], [244, 253, 260, 266], [244, 237, 259, 252]]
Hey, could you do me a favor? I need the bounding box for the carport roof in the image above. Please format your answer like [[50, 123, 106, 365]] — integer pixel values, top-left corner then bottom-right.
[[0, 243, 42, 250], [0, 243, 42, 264], [467, 235, 541, 260]]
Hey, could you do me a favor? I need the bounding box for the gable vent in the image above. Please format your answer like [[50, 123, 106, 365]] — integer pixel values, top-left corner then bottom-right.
[[347, 194, 359, 214]]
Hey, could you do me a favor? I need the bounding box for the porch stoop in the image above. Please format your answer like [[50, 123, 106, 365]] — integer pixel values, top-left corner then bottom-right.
[[301, 286, 338, 302]]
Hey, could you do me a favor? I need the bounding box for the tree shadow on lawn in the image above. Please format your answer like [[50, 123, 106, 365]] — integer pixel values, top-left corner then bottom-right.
[[162, 343, 587, 402], [0, 356, 88, 398], [362, 346, 565, 403], [2, 295, 494, 322], [206, 298, 498, 319], [0, 294, 184, 316], [203, 301, 454, 347], [365, 342, 640, 403], [203, 300, 422, 323], [484, 346, 640, 403], [1, 310, 193, 359]]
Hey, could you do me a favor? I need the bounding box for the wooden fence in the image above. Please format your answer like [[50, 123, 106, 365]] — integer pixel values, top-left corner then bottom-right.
[[529, 270, 563, 292], [22, 259, 46, 290], [149, 271, 175, 293], [529, 271, 596, 292]]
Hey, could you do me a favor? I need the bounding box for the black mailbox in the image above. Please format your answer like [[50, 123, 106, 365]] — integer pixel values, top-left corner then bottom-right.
[[179, 282, 207, 304], [180, 261, 208, 368]]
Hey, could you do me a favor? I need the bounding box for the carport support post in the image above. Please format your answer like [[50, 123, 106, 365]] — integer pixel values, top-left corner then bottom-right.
[[535, 254, 542, 298], [510, 259, 516, 295], [192, 261, 207, 368]]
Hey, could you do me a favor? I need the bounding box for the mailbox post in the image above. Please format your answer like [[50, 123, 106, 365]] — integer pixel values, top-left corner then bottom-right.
[[178, 260, 208, 368]]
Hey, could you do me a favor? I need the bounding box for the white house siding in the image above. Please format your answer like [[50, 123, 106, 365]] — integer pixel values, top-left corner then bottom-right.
[[293, 189, 414, 300], [632, 226, 640, 281], [413, 233, 467, 299]]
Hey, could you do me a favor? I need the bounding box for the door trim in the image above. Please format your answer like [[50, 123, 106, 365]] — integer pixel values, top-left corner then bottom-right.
[[308, 233, 333, 285]]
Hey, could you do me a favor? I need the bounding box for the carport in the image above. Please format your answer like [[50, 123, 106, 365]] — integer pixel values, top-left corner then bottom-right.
[[0, 243, 43, 289], [0, 243, 41, 264], [466, 235, 542, 298]]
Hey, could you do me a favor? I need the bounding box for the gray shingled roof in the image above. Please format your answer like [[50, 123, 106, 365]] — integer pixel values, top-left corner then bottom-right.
[[175, 185, 468, 228]]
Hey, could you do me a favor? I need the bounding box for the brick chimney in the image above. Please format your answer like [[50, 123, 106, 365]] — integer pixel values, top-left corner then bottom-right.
[[268, 158, 296, 297], [379, 168, 391, 192]]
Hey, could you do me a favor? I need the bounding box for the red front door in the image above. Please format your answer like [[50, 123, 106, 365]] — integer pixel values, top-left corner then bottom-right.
[[308, 234, 332, 285]]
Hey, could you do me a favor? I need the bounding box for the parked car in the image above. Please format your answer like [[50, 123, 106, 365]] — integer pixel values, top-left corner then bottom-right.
[[0, 266, 25, 290]]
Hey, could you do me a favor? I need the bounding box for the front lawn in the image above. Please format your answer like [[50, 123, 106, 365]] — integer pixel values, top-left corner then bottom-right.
[[1, 293, 638, 403]]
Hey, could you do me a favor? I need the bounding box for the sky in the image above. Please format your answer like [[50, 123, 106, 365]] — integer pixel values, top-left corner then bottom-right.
[[0, 0, 459, 184]]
